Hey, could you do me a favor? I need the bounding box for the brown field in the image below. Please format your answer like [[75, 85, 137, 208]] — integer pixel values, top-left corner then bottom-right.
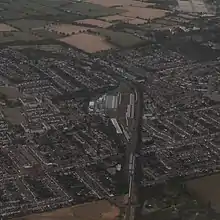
[[14, 200, 120, 220], [46, 24, 93, 35], [59, 33, 114, 53], [121, 6, 168, 19], [186, 173, 220, 212], [99, 15, 130, 22], [76, 19, 112, 28], [0, 23, 17, 32]]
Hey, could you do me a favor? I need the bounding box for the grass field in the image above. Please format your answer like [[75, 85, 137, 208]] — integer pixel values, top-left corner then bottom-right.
[[7, 19, 52, 32], [46, 24, 94, 35], [0, 31, 40, 44], [186, 173, 220, 212], [99, 15, 131, 22], [32, 29, 64, 39], [75, 19, 112, 28], [60, 2, 124, 18], [93, 28, 144, 48], [0, 10, 24, 20]]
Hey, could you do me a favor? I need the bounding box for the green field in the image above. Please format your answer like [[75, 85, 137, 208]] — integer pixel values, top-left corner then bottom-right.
[[0, 32, 40, 44], [32, 29, 64, 39], [35, 0, 71, 7], [60, 2, 124, 18], [7, 19, 52, 31], [93, 28, 145, 48], [0, 0, 124, 20]]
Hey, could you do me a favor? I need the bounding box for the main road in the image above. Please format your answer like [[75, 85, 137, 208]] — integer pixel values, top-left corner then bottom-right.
[[125, 83, 143, 220]]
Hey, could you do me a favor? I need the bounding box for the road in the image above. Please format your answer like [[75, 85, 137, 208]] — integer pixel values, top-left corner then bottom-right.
[[125, 84, 143, 220]]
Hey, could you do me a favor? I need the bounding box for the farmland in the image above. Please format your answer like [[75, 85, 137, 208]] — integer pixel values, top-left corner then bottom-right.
[[0, 0, 170, 49], [127, 18, 148, 25], [120, 6, 168, 20], [0, 32, 40, 44], [46, 24, 94, 35], [75, 19, 112, 28], [59, 2, 123, 18], [32, 29, 64, 39], [7, 19, 51, 32], [59, 33, 114, 53], [93, 28, 144, 48], [85, 0, 153, 7], [99, 15, 131, 22], [85, 0, 134, 7]]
